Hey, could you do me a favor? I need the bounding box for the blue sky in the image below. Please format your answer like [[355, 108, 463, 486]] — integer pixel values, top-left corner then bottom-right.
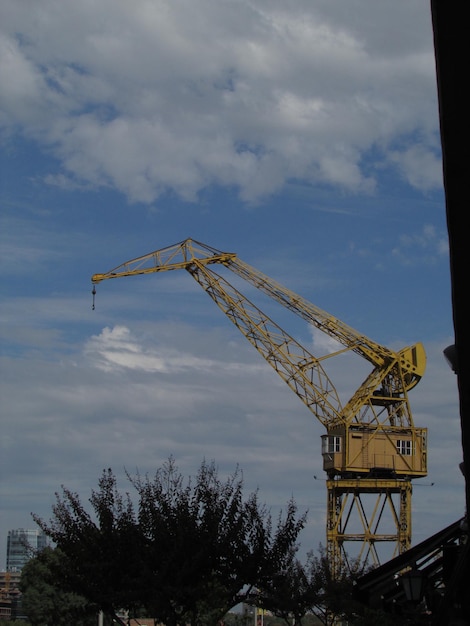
[[0, 0, 464, 569]]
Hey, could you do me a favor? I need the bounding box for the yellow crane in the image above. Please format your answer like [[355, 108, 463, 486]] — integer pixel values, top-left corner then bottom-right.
[[92, 238, 427, 573]]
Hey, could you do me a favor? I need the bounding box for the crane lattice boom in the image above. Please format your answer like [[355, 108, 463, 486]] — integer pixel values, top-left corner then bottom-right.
[[92, 238, 428, 570], [92, 238, 426, 435]]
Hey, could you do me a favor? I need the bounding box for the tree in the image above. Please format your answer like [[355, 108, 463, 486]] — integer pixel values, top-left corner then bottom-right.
[[303, 546, 400, 626], [20, 546, 98, 626], [33, 469, 141, 624], [134, 459, 306, 626], [257, 543, 376, 626], [33, 457, 307, 626], [256, 548, 321, 626]]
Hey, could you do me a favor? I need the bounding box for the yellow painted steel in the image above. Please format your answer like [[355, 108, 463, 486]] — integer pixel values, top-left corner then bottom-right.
[[326, 478, 412, 575], [92, 238, 427, 572]]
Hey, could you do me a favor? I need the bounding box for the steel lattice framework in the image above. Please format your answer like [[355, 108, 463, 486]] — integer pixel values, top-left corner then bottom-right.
[[92, 238, 428, 573]]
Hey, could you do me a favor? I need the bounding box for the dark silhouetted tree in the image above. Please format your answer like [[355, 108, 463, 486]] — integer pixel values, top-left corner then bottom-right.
[[20, 546, 98, 626], [256, 547, 321, 626], [306, 545, 377, 626], [33, 469, 141, 624], [33, 457, 307, 626]]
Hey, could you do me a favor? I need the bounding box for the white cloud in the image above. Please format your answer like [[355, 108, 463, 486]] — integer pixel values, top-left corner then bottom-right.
[[85, 325, 219, 373], [389, 144, 443, 191], [1, 0, 440, 203], [392, 224, 449, 265]]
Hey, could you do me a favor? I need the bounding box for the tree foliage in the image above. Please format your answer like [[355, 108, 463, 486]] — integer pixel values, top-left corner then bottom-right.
[[254, 543, 399, 626], [256, 548, 320, 626], [33, 457, 307, 626], [20, 546, 98, 626]]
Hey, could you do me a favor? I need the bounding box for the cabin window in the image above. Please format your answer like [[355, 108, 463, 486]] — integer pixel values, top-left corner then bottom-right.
[[397, 439, 412, 455], [322, 436, 341, 454]]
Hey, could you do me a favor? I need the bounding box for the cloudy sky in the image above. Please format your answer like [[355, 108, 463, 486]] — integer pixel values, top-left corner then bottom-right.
[[0, 0, 464, 570]]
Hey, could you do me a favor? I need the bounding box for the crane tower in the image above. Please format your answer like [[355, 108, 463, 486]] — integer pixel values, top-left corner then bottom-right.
[[92, 238, 427, 573]]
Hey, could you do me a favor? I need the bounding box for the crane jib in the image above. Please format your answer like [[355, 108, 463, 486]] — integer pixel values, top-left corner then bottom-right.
[[91, 237, 426, 429], [91, 237, 428, 572]]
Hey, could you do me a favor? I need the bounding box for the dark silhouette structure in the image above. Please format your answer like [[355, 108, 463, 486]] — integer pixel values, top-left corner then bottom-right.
[[355, 2, 470, 624]]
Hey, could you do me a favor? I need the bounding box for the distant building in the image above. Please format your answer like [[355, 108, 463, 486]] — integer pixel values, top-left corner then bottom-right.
[[0, 570, 22, 621], [6, 528, 48, 571]]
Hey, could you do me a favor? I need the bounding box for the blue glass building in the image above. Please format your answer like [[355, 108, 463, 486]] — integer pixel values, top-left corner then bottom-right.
[[6, 528, 48, 571]]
